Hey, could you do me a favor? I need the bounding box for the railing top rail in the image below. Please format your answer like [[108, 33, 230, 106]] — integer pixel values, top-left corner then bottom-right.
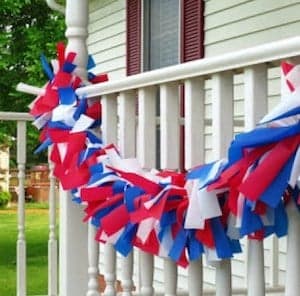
[[77, 36, 300, 98], [0, 112, 33, 121]]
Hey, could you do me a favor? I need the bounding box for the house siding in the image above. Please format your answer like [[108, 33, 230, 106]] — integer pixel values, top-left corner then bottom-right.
[[88, 0, 126, 80], [204, 0, 300, 57], [88, 0, 300, 78]]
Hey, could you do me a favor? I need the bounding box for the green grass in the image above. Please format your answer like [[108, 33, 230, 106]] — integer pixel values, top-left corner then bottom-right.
[[0, 206, 50, 295]]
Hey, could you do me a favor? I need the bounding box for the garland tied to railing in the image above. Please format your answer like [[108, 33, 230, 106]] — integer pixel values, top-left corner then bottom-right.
[[27, 43, 300, 267]]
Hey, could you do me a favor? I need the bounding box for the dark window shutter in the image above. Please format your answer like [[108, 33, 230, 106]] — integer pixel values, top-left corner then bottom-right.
[[181, 0, 204, 62], [126, 0, 141, 75]]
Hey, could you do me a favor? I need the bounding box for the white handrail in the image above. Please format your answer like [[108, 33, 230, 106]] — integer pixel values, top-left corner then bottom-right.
[[16, 82, 44, 97], [76, 36, 300, 98], [0, 112, 32, 121]]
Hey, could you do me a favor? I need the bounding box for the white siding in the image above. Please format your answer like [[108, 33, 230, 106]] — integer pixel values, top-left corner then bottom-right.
[[205, 0, 300, 57], [88, 0, 126, 80]]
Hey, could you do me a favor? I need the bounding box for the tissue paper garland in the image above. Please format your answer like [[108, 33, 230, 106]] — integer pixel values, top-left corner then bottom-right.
[[27, 43, 300, 267]]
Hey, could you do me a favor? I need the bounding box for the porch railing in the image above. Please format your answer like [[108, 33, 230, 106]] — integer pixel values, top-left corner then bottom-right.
[[14, 37, 300, 295], [76, 36, 300, 296], [0, 111, 58, 296]]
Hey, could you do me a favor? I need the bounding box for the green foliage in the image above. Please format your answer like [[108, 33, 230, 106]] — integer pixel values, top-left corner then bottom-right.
[[0, 191, 11, 208], [0, 209, 50, 294], [0, 0, 66, 166]]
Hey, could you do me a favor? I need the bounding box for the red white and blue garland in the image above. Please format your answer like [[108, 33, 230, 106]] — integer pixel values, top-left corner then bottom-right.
[[27, 43, 300, 267]]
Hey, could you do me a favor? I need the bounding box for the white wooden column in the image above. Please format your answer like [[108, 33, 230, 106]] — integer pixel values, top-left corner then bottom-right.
[[211, 72, 233, 296], [59, 189, 88, 296], [65, 0, 89, 79], [137, 86, 156, 296], [244, 65, 268, 296], [160, 82, 179, 296], [17, 121, 27, 296], [48, 148, 58, 296], [184, 78, 205, 296], [119, 90, 136, 296], [102, 93, 118, 296], [60, 1, 89, 295]]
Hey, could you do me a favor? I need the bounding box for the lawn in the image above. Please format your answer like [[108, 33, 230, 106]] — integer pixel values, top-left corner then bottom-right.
[[0, 204, 50, 295]]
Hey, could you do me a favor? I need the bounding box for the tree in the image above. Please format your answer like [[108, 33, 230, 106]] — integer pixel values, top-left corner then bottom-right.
[[0, 0, 66, 166]]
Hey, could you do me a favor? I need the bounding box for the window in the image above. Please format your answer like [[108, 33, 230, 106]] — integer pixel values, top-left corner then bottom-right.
[[144, 0, 180, 71], [126, 0, 204, 75]]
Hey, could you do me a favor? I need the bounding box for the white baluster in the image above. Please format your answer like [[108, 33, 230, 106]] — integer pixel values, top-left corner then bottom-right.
[[244, 65, 268, 130], [102, 94, 118, 145], [211, 72, 233, 160], [137, 86, 156, 296], [160, 83, 180, 170], [247, 240, 265, 296], [137, 86, 156, 170], [139, 252, 154, 296], [103, 244, 117, 296], [102, 94, 118, 296], [211, 72, 233, 296], [60, 1, 89, 295], [215, 259, 231, 296], [160, 82, 179, 296], [48, 148, 58, 296], [184, 78, 205, 296], [87, 223, 100, 296], [17, 121, 27, 296], [119, 90, 136, 296], [244, 65, 268, 296], [184, 78, 205, 170], [119, 90, 136, 157], [269, 236, 279, 288], [121, 253, 134, 296], [285, 201, 300, 296]]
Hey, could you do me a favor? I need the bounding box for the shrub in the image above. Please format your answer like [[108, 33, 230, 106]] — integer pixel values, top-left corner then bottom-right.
[[0, 191, 12, 208]]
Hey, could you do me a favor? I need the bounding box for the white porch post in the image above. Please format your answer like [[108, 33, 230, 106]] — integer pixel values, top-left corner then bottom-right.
[[59, 1, 90, 296]]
